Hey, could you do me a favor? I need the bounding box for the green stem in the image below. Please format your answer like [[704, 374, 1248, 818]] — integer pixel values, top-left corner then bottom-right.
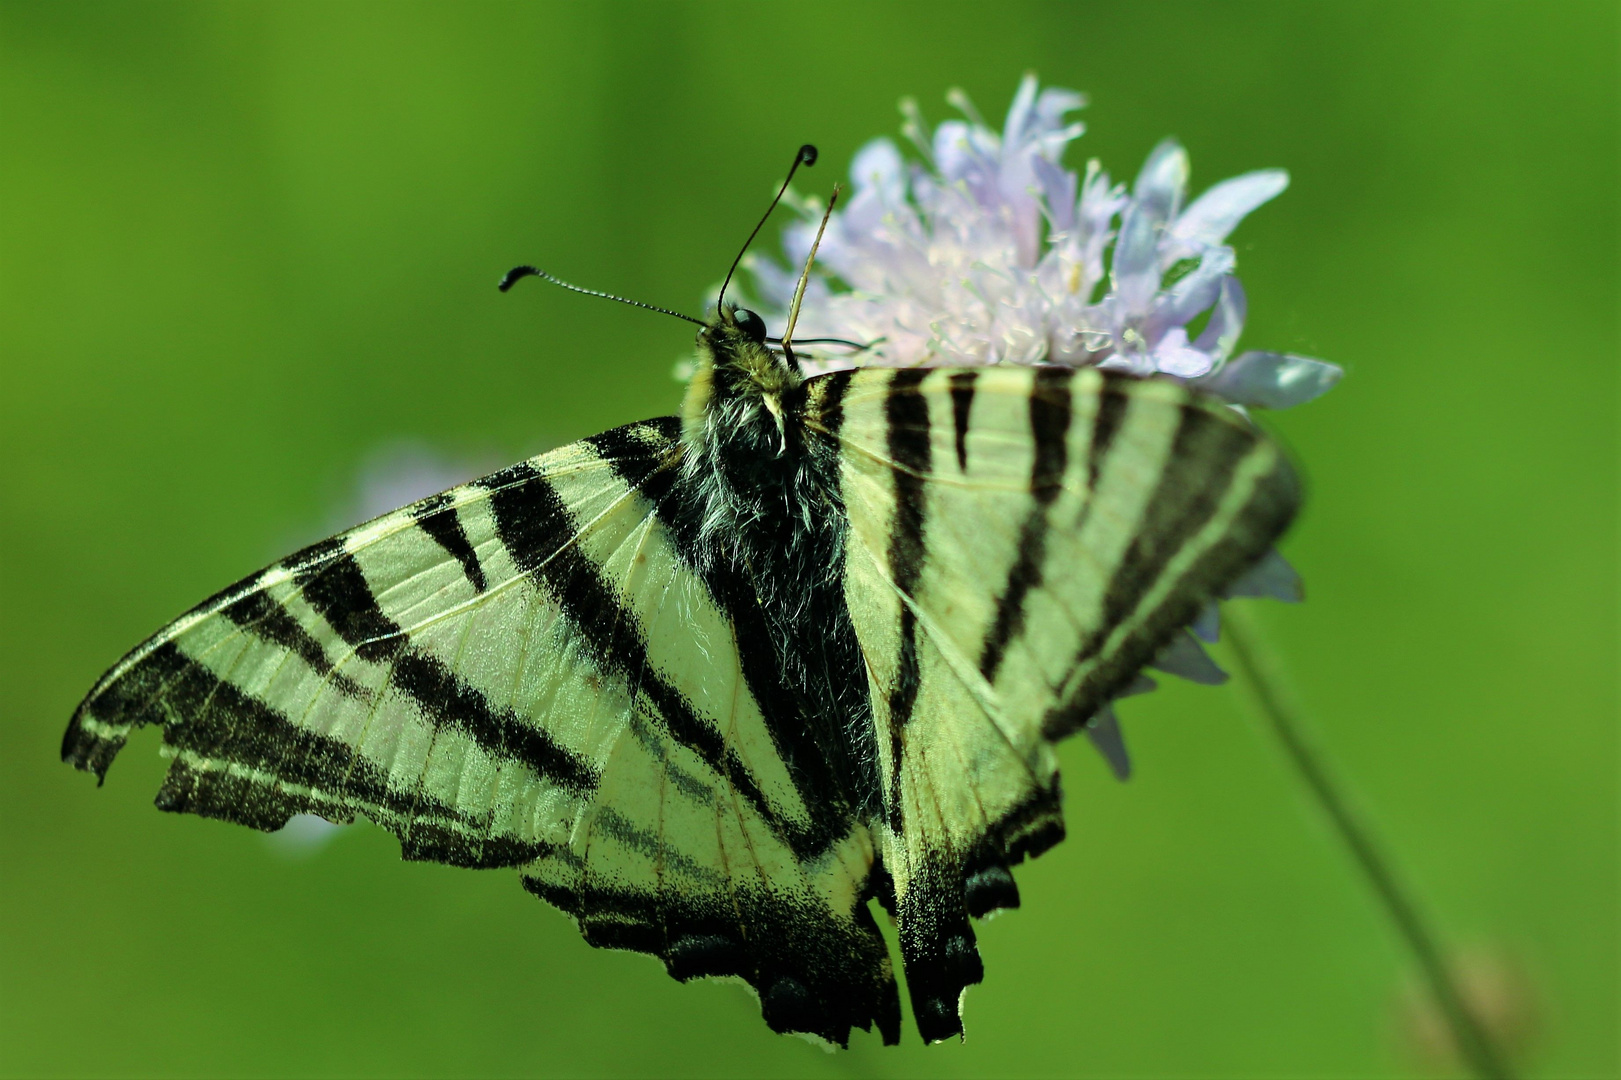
[[1221, 605, 1513, 1080]]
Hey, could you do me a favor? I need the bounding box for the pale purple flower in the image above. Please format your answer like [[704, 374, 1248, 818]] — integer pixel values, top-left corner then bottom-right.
[[749, 75, 1341, 410]]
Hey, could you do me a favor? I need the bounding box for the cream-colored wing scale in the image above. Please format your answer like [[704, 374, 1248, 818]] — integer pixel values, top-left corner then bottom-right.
[[62, 418, 898, 1047], [807, 365, 1299, 1042]]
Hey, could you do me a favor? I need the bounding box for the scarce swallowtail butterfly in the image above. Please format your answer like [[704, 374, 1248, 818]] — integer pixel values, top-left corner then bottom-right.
[[62, 145, 1300, 1047]]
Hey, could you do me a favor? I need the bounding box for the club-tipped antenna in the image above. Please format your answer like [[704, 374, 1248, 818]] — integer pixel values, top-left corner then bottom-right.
[[498, 265, 705, 327], [716, 143, 817, 311], [778, 185, 841, 371]]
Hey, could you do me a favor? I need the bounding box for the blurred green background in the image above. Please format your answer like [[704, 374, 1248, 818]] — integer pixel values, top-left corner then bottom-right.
[[2, 2, 1614, 1077]]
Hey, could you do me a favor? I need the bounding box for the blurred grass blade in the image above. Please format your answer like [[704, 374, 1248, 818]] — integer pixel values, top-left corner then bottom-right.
[[1223, 605, 1515, 1080]]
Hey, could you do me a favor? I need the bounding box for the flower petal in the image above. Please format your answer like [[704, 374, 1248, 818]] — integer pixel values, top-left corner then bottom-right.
[[1113, 140, 1189, 312], [848, 137, 906, 201], [1118, 673, 1158, 698], [1149, 326, 1215, 378], [1085, 706, 1132, 781], [1096, 347, 1158, 377], [1150, 629, 1229, 685], [265, 813, 348, 858], [1192, 602, 1221, 643], [1193, 275, 1247, 361], [1171, 169, 1289, 258], [1033, 84, 1087, 133], [1112, 206, 1161, 313], [932, 118, 978, 182], [1200, 350, 1343, 408], [1078, 161, 1125, 232], [1031, 154, 1077, 232], [1223, 547, 1303, 602], [1002, 73, 1041, 149], [1154, 246, 1236, 331], [1132, 138, 1190, 222]]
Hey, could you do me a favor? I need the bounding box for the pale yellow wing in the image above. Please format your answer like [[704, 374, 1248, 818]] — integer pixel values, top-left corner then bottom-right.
[[805, 365, 1299, 1041], [64, 417, 897, 1046]]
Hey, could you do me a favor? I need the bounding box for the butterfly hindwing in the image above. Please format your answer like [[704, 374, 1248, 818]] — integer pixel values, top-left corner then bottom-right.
[[807, 365, 1300, 1041], [62, 418, 899, 1047]]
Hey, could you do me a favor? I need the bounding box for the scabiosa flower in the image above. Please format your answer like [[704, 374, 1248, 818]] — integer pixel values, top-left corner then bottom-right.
[[746, 76, 1341, 771], [750, 74, 1339, 401]]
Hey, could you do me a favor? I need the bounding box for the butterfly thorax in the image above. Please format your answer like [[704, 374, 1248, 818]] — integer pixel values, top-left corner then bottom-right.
[[678, 306, 815, 557]]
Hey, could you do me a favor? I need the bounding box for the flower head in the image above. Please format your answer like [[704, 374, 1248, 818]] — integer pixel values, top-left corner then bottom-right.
[[747, 75, 1340, 410]]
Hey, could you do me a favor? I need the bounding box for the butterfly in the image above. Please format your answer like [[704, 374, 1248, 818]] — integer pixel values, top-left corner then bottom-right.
[[62, 145, 1300, 1047]]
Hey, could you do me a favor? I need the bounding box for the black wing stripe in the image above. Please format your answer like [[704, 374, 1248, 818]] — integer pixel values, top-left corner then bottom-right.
[[294, 539, 405, 664], [390, 650, 598, 793], [589, 424, 847, 857], [1097, 407, 1256, 638], [295, 541, 598, 794], [948, 371, 976, 473], [1063, 404, 1259, 710], [881, 369, 932, 837], [220, 590, 372, 701], [413, 494, 488, 593], [518, 877, 901, 1046], [978, 366, 1074, 682], [816, 367, 857, 437], [486, 460, 788, 844], [1088, 379, 1129, 490], [1028, 367, 1073, 495], [117, 642, 548, 866], [884, 368, 932, 732]]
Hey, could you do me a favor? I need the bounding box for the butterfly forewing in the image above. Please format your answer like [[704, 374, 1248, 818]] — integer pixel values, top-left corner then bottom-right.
[[808, 365, 1300, 1041], [62, 418, 899, 1047]]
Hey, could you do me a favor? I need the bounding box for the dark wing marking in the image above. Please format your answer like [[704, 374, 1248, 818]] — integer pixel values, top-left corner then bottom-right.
[[978, 366, 1073, 683], [948, 371, 977, 473], [413, 493, 488, 592]]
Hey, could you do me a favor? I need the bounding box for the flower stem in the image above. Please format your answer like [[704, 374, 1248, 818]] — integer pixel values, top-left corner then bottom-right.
[[1221, 605, 1514, 1080]]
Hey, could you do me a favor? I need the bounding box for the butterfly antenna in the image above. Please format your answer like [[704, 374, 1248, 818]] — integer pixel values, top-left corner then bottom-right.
[[716, 143, 817, 310], [778, 184, 841, 371], [498, 265, 705, 327], [769, 335, 881, 351]]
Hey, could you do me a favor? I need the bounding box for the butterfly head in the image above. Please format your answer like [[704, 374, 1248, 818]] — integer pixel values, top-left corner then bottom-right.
[[500, 144, 834, 461], [682, 302, 804, 454], [704, 304, 799, 383]]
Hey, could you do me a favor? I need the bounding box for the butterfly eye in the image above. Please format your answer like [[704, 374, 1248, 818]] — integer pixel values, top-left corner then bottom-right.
[[734, 308, 768, 344]]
